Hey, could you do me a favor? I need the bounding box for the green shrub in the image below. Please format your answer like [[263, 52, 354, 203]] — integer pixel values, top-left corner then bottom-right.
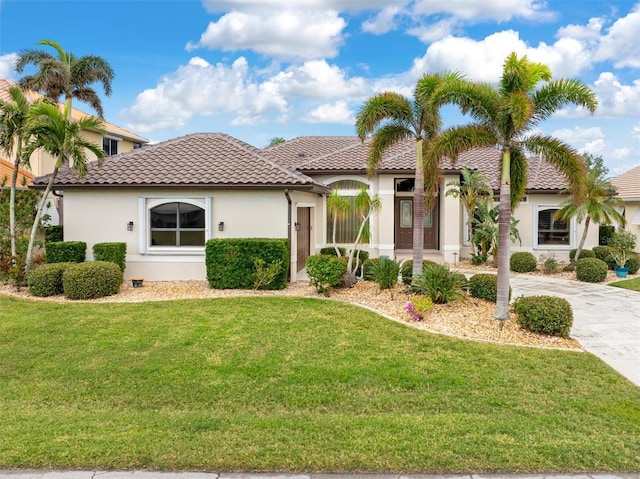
[[361, 258, 379, 281], [205, 239, 289, 290], [575, 257, 608, 283], [411, 264, 466, 304], [62, 261, 122, 300], [513, 295, 573, 337], [46, 241, 86, 264], [468, 273, 511, 302], [252, 258, 284, 290], [370, 258, 401, 292], [569, 249, 595, 261], [44, 225, 64, 243], [405, 295, 434, 321], [400, 259, 439, 285], [539, 253, 559, 274], [593, 245, 615, 267], [306, 254, 346, 293], [93, 242, 127, 272], [510, 252, 538, 273], [320, 246, 346, 256], [599, 225, 615, 246], [28, 262, 72, 297], [450, 272, 469, 291], [625, 253, 639, 275]]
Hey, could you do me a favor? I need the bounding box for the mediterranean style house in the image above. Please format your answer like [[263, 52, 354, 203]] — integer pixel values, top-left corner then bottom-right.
[[31, 131, 600, 281], [612, 165, 640, 253]]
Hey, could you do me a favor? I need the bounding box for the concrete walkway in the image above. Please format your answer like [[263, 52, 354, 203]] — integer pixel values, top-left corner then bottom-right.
[[507, 274, 640, 386]]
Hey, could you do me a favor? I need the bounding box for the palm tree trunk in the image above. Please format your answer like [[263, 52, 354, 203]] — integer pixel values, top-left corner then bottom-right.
[[24, 166, 59, 277], [332, 215, 341, 257], [9, 156, 20, 258], [412, 139, 425, 279], [573, 216, 590, 262], [467, 220, 475, 256], [495, 149, 511, 321]]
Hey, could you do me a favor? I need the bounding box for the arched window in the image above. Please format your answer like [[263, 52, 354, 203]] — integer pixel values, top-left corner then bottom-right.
[[326, 179, 369, 244], [150, 202, 205, 246]]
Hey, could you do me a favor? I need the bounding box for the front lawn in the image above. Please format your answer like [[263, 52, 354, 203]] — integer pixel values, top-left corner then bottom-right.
[[0, 296, 638, 472], [609, 276, 640, 292]]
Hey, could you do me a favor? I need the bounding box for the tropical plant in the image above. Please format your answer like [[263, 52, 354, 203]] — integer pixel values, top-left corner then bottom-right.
[[326, 189, 351, 257], [608, 230, 637, 268], [305, 254, 346, 294], [445, 167, 493, 255], [411, 263, 466, 304], [16, 39, 114, 119], [555, 153, 625, 264], [370, 257, 401, 297], [471, 202, 521, 265], [21, 101, 105, 275], [356, 73, 460, 281], [267, 137, 285, 147], [0, 85, 31, 260], [421, 52, 597, 319]]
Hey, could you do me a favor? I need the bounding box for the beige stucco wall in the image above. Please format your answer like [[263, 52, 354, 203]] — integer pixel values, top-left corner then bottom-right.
[[622, 200, 640, 253], [63, 188, 315, 281]]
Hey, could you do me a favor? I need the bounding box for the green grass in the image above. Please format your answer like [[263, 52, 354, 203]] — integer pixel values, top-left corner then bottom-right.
[[0, 295, 639, 472], [609, 276, 640, 292]]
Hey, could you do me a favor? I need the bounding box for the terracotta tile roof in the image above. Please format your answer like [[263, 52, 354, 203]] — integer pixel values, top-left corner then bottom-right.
[[0, 79, 148, 144], [611, 165, 640, 198], [32, 133, 330, 192], [264, 136, 360, 168], [0, 157, 34, 186]]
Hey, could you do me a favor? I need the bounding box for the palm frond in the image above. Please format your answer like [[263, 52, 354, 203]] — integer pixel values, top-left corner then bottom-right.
[[429, 124, 498, 168], [531, 79, 598, 124], [355, 92, 413, 140], [367, 123, 412, 174], [509, 147, 528, 210]]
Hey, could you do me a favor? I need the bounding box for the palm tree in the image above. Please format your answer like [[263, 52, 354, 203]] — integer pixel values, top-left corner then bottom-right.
[[326, 189, 351, 257], [15, 39, 114, 119], [445, 167, 493, 256], [421, 52, 597, 320], [356, 73, 459, 279], [21, 101, 106, 275], [555, 154, 625, 263], [0, 85, 31, 259]]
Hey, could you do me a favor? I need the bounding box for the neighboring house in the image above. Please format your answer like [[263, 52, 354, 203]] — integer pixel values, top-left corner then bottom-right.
[[32, 132, 599, 281], [0, 78, 148, 223], [611, 165, 640, 253]]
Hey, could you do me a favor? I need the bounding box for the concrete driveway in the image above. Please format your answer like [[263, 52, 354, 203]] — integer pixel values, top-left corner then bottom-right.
[[509, 274, 640, 386]]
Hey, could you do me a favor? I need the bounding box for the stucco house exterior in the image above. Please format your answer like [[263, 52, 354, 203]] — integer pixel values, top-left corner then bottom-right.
[[32, 132, 599, 281], [611, 165, 640, 253]]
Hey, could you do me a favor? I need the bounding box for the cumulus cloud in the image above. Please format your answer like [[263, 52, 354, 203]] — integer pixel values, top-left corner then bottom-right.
[[362, 6, 401, 34], [594, 3, 640, 68], [412, 0, 554, 22], [186, 10, 346, 60], [0, 53, 17, 80], [201, 0, 402, 13], [592, 72, 640, 117], [552, 126, 606, 153], [303, 100, 355, 124]]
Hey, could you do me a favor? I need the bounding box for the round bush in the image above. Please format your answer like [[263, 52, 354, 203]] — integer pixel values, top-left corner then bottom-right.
[[575, 257, 608, 283], [361, 258, 380, 281], [592, 245, 614, 263], [450, 272, 469, 291], [625, 253, 640, 275], [62, 261, 123, 300], [510, 252, 538, 273], [27, 262, 72, 297], [305, 254, 347, 293], [468, 273, 511, 302], [513, 295, 573, 337], [569, 248, 595, 262]]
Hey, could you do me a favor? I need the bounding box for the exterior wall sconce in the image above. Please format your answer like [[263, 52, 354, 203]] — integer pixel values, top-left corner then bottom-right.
[[218, 221, 224, 231], [127, 221, 134, 231], [294, 222, 300, 231]]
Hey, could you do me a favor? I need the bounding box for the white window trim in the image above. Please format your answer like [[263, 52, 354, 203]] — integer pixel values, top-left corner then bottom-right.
[[533, 204, 575, 250], [138, 196, 212, 255]]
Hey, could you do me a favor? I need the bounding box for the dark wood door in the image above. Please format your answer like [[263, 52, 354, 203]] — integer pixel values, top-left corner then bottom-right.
[[394, 198, 438, 249], [296, 207, 311, 270]]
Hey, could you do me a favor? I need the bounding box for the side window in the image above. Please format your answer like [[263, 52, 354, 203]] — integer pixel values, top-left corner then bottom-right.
[[150, 202, 205, 246], [103, 137, 119, 156], [537, 207, 570, 246], [325, 179, 369, 244]]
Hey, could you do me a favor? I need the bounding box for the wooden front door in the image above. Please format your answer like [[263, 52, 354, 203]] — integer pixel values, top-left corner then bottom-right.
[[394, 197, 438, 249], [296, 207, 311, 270]]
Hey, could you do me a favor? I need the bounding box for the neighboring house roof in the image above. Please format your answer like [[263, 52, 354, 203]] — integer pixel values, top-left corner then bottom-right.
[[269, 136, 568, 192], [0, 157, 34, 186], [31, 132, 330, 193], [611, 165, 640, 199], [0, 79, 148, 144]]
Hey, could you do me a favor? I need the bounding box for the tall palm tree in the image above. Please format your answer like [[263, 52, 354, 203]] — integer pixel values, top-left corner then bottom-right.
[[15, 39, 114, 119], [21, 101, 106, 275], [356, 73, 459, 279], [420, 52, 597, 320], [445, 167, 493, 256], [555, 155, 625, 263], [0, 85, 31, 259]]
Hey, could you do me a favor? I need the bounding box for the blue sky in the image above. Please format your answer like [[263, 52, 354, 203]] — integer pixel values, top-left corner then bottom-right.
[[1, 0, 638, 176]]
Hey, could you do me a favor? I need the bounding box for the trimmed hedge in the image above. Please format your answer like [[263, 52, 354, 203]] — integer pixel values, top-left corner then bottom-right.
[[320, 246, 346, 256], [62, 261, 123, 300], [46, 241, 86, 264], [510, 252, 537, 273], [206, 238, 289, 290], [306, 254, 346, 293], [27, 262, 72, 297], [625, 253, 640, 275], [593, 245, 614, 267], [569, 249, 595, 261], [93, 242, 127, 272], [576, 257, 608, 283], [468, 273, 511, 302], [513, 295, 573, 337], [44, 225, 64, 243]]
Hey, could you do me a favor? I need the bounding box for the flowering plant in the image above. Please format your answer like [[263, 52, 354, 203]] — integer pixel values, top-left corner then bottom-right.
[[405, 296, 434, 321]]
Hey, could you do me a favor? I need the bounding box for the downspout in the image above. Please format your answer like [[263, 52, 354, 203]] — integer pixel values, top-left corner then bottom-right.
[[52, 190, 64, 225], [284, 189, 292, 282]]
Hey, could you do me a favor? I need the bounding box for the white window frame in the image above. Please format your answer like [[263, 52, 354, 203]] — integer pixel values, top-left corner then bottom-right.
[[138, 196, 213, 255], [533, 204, 575, 250], [102, 136, 121, 156]]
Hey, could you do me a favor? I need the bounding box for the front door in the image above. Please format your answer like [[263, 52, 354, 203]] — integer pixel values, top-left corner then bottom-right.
[[296, 207, 311, 270], [394, 197, 438, 249]]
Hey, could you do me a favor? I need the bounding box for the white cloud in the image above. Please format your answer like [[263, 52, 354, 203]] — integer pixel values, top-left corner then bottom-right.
[[593, 72, 640, 117], [594, 3, 640, 68], [552, 126, 605, 145], [362, 6, 401, 34], [186, 10, 346, 60], [581, 139, 606, 155], [303, 100, 355, 124], [0, 53, 17, 80], [556, 16, 604, 44], [611, 147, 631, 160], [201, 0, 403, 13], [407, 18, 459, 43], [412, 0, 554, 22]]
